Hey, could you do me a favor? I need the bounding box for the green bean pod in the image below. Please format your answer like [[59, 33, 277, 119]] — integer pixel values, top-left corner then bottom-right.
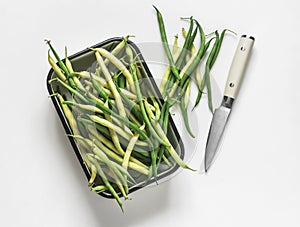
[[194, 32, 220, 111], [87, 155, 123, 211], [46, 40, 76, 88], [153, 5, 180, 81]]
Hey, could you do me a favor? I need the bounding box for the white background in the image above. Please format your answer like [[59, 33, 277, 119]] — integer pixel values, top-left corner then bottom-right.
[[1, 0, 299, 226]]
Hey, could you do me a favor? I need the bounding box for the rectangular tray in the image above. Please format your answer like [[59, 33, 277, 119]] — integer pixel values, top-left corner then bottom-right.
[[46, 37, 185, 198]]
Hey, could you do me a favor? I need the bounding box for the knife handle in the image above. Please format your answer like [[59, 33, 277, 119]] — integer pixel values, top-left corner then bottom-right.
[[224, 35, 255, 99]]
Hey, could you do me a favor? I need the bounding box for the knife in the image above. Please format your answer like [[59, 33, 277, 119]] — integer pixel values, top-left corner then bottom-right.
[[204, 35, 255, 172]]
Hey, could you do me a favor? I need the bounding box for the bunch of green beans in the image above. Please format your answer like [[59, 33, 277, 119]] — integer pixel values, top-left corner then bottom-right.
[[154, 6, 236, 137], [46, 37, 191, 211]]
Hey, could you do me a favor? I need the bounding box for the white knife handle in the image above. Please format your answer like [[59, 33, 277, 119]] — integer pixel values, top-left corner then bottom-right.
[[224, 35, 255, 99]]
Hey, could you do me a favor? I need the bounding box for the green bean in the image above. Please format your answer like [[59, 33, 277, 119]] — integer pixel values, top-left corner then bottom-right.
[[48, 77, 88, 103], [90, 73, 112, 105], [65, 48, 85, 90], [189, 23, 198, 49], [90, 185, 106, 193], [122, 124, 145, 173], [152, 98, 161, 121], [191, 37, 215, 110], [55, 93, 80, 135], [88, 164, 97, 185], [195, 63, 202, 92], [107, 168, 128, 199], [194, 31, 219, 111], [95, 51, 127, 119], [162, 101, 172, 133], [161, 81, 192, 138], [92, 48, 136, 93], [160, 35, 180, 93], [162, 70, 176, 98], [180, 77, 195, 138], [182, 27, 196, 54], [118, 74, 126, 89], [63, 101, 103, 114], [161, 36, 182, 98], [104, 36, 129, 66], [158, 100, 167, 127], [153, 5, 180, 81], [210, 29, 237, 67], [119, 88, 137, 100], [87, 155, 123, 211], [172, 34, 179, 54], [143, 99, 155, 120], [156, 144, 172, 171], [179, 19, 206, 87], [74, 104, 124, 130], [184, 78, 191, 109], [182, 28, 200, 102], [94, 36, 129, 79], [46, 40, 70, 75], [167, 20, 204, 98], [103, 100, 126, 157], [156, 147, 165, 169], [47, 51, 67, 81], [45, 40, 76, 88], [162, 20, 196, 98], [77, 139, 94, 171], [203, 36, 216, 56], [175, 17, 194, 70]]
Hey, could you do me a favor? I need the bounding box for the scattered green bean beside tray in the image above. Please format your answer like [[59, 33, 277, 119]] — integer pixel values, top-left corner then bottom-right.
[[154, 6, 236, 136]]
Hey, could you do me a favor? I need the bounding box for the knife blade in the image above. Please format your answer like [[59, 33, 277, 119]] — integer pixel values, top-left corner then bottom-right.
[[204, 35, 255, 172]]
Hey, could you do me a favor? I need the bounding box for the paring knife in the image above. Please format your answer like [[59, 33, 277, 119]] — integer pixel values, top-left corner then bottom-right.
[[204, 35, 255, 172]]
